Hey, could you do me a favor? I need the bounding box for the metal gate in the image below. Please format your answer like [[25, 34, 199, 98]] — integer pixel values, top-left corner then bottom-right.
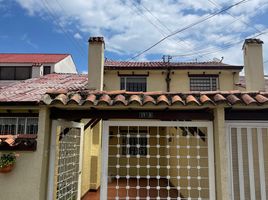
[[226, 121, 268, 200], [48, 120, 84, 200], [101, 121, 215, 200]]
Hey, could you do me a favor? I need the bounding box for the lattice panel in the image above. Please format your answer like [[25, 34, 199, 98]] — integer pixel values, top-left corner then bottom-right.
[[229, 126, 268, 200], [56, 127, 81, 200], [107, 126, 210, 200]]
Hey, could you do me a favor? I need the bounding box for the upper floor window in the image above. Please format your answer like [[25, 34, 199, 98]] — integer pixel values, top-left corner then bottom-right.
[[120, 76, 147, 92], [189, 75, 218, 91], [0, 67, 32, 80], [43, 66, 51, 75]]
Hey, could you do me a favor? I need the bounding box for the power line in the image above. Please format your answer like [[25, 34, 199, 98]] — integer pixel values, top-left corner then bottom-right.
[[41, 0, 86, 58], [129, 0, 250, 60], [207, 0, 263, 34]]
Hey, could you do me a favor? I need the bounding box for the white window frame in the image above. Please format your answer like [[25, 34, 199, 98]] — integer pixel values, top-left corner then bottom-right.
[[120, 76, 147, 92], [101, 120, 215, 200], [189, 76, 218, 91], [0, 117, 38, 135], [226, 121, 268, 200]]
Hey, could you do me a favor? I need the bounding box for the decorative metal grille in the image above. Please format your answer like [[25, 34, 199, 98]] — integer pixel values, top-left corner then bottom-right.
[[56, 127, 81, 200], [105, 124, 212, 200], [228, 124, 268, 200], [0, 117, 38, 135], [120, 77, 147, 92], [190, 77, 218, 91]]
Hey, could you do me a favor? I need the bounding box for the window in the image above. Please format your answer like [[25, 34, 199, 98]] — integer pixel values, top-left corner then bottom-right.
[[43, 66, 51, 75], [0, 67, 32, 80], [0, 117, 38, 135], [190, 75, 218, 91], [120, 76, 147, 92]]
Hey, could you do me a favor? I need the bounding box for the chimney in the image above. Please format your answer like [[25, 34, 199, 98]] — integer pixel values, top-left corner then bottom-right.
[[243, 38, 265, 91], [88, 37, 105, 90]]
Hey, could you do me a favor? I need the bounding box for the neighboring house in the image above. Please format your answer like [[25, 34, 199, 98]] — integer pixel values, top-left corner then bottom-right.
[[0, 53, 77, 88], [0, 37, 268, 200]]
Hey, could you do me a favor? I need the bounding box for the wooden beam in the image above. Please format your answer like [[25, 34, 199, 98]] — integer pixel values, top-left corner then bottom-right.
[[0, 113, 38, 117], [225, 109, 268, 120], [50, 109, 213, 121]]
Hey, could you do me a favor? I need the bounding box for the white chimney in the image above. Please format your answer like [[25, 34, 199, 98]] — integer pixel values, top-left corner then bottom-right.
[[243, 38, 265, 91], [88, 37, 105, 91]]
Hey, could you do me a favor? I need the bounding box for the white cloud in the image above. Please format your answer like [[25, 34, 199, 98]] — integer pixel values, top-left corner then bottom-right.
[[74, 32, 82, 40], [13, 0, 268, 69]]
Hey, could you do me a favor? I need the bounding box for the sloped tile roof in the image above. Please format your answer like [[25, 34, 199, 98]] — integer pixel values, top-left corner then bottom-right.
[[1, 73, 268, 107], [41, 90, 268, 107], [104, 60, 243, 70], [0, 53, 69, 63], [0, 74, 87, 104]]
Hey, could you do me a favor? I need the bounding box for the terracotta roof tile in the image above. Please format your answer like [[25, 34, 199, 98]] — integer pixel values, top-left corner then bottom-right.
[[143, 95, 156, 105], [41, 91, 268, 107], [104, 60, 243, 70], [0, 74, 87, 104], [157, 95, 170, 105], [255, 94, 268, 104], [171, 95, 184, 105]]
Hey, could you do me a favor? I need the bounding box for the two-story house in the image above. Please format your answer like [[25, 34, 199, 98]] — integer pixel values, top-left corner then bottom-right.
[[0, 53, 77, 88], [0, 37, 267, 200]]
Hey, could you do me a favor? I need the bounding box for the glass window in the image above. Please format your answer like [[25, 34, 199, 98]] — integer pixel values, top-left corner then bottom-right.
[[0, 67, 31, 80], [43, 66, 51, 75], [0, 117, 38, 135], [190, 76, 218, 91], [0, 67, 15, 80], [120, 76, 147, 92], [15, 67, 31, 80]]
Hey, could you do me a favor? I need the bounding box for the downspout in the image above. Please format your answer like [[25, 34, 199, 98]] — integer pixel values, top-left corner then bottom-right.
[[166, 68, 171, 92]]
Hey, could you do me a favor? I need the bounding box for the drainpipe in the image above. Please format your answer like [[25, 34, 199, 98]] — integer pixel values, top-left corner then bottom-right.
[[166, 68, 171, 92], [163, 55, 172, 92]]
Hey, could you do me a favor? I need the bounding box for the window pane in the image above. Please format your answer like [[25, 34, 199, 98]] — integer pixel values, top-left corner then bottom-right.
[[190, 76, 218, 91], [121, 77, 147, 92], [43, 66, 51, 75], [0, 67, 15, 80], [16, 67, 31, 80]]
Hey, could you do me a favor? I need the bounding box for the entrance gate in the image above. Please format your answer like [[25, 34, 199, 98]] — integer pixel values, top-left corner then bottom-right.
[[101, 121, 215, 200], [47, 120, 84, 200], [226, 121, 268, 200]]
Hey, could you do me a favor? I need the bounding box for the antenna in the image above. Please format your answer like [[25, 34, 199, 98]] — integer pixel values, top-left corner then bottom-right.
[[162, 55, 172, 63]]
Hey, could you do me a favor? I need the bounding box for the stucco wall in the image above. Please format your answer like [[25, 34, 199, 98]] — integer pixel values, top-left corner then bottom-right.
[[0, 107, 50, 200], [54, 55, 77, 73], [81, 120, 93, 196], [104, 69, 240, 92]]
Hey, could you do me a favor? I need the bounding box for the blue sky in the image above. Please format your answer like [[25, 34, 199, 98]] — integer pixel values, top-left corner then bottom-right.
[[0, 0, 268, 73]]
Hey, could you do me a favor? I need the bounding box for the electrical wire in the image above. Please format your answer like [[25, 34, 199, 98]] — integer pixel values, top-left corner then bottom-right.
[[41, 0, 86, 58], [129, 0, 250, 60]]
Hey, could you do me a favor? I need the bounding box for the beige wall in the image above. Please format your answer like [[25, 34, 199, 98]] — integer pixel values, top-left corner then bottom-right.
[[89, 121, 102, 190], [104, 70, 240, 92], [0, 107, 51, 200], [81, 120, 93, 196]]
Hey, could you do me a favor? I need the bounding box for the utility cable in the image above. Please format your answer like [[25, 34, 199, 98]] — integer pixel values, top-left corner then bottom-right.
[[129, 0, 250, 60]]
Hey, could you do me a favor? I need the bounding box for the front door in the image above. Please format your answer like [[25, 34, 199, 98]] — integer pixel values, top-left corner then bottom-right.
[[48, 120, 84, 200]]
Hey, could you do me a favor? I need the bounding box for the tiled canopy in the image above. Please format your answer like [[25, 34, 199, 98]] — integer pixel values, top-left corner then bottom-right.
[[41, 90, 268, 106]]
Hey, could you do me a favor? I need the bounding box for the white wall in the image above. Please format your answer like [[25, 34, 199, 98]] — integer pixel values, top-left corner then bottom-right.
[[54, 55, 77, 73]]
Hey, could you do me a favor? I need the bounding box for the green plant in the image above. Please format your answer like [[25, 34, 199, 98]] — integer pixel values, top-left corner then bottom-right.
[[0, 153, 17, 168]]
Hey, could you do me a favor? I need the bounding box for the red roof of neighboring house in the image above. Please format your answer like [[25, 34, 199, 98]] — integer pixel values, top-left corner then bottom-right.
[[0, 74, 87, 104], [104, 60, 243, 70], [0, 53, 69, 63]]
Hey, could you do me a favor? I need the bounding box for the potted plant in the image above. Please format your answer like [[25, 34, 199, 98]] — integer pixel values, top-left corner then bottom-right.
[[0, 153, 18, 173]]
